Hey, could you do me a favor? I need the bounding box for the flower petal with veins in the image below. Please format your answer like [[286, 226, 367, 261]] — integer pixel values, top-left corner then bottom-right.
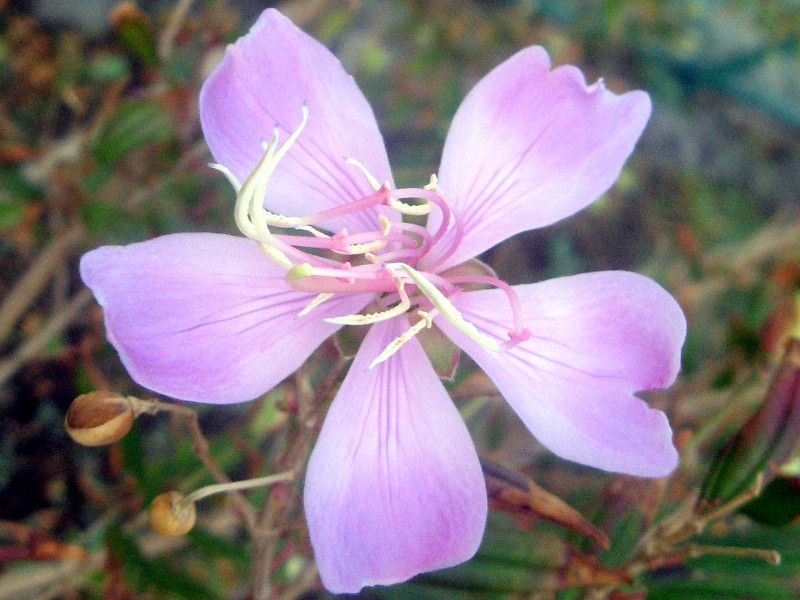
[[199, 8, 394, 234], [304, 318, 487, 593], [80, 233, 370, 403], [436, 271, 685, 476], [425, 46, 651, 271]]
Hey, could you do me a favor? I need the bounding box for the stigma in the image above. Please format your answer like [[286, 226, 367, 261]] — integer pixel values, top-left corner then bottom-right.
[[216, 105, 530, 366]]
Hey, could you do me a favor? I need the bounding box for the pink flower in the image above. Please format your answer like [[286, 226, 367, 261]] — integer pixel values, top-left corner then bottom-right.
[[80, 8, 686, 593]]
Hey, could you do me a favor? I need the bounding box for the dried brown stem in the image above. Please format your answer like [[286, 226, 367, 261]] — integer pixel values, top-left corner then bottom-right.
[[158, 0, 195, 60], [0, 288, 92, 389], [138, 397, 259, 532], [0, 225, 84, 344]]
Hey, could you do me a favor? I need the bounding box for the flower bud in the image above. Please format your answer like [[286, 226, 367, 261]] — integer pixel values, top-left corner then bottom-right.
[[64, 391, 135, 447], [700, 338, 800, 507], [148, 491, 196, 536]]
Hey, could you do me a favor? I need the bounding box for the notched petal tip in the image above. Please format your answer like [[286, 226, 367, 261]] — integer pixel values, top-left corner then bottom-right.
[[435, 272, 684, 478], [431, 44, 655, 270]]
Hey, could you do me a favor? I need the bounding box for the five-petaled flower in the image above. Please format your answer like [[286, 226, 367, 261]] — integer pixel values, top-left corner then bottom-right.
[[80, 8, 686, 594]]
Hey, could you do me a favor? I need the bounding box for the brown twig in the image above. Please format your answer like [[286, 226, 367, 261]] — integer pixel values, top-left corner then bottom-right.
[[248, 344, 348, 599], [0, 288, 92, 389], [137, 398, 259, 532], [0, 225, 84, 344], [158, 0, 195, 60]]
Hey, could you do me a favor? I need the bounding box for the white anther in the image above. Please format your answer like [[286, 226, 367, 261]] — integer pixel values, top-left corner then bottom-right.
[[386, 263, 501, 352], [298, 293, 335, 317], [368, 309, 435, 369], [387, 196, 432, 216], [378, 215, 392, 237], [209, 163, 242, 192], [346, 157, 382, 191], [423, 173, 439, 190], [233, 106, 310, 266], [325, 279, 410, 325], [334, 240, 388, 255]]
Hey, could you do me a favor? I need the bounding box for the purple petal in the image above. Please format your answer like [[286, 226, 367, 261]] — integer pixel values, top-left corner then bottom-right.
[[80, 233, 369, 404], [304, 318, 486, 593], [436, 271, 685, 476], [199, 9, 393, 233], [425, 47, 651, 271]]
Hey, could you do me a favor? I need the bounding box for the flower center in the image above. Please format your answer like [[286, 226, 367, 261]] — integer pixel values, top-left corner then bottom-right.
[[214, 106, 530, 366]]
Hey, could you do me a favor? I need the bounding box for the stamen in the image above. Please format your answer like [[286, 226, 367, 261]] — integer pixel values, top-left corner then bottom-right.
[[447, 275, 527, 336], [233, 106, 309, 266], [387, 193, 432, 216], [378, 215, 392, 237], [396, 179, 464, 270], [286, 262, 396, 294], [346, 157, 382, 191], [297, 293, 335, 317], [325, 279, 410, 325], [369, 309, 435, 369], [386, 263, 501, 352], [209, 163, 241, 191]]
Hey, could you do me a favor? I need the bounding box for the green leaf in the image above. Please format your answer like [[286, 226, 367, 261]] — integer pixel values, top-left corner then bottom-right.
[[80, 200, 149, 244], [741, 477, 800, 527], [93, 100, 174, 166], [599, 507, 644, 569], [105, 527, 221, 600]]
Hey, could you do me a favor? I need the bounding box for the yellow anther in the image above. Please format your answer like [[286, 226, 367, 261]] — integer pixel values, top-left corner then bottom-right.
[[325, 279, 409, 325], [335, 240, 388, 255], [234, 106, 309, 263], [295, 225, 330, 238], [386, 263, 501, 352], [346, 157, 382, 191], [364, 252, 380, 264], [378, 215, 392, 237], [298, 293, 335, 317], [368, 309, 435, 369]]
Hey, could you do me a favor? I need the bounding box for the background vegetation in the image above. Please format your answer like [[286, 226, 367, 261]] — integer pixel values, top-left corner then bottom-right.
[[1, 0, 800, 598]]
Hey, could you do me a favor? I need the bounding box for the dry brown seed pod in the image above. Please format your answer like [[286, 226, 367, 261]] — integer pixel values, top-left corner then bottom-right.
[[64, 391, 136, 447], [148, 491, 197, 536]]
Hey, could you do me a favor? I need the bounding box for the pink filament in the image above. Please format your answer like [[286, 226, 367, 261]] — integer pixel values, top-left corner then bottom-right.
[[293, 186, 391, 226], [446, 274, 526, 336], [393, 186, 464, 270]]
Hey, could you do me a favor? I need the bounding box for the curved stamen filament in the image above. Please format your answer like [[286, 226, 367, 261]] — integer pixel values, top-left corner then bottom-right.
[[346, 157, 382, 192], [369, 309, 437, 369], [298, 292, 335, 317], [386, 263, 501, 352], [394, 177, 464, 269], [393, 222, 433, 256], [325, 279, 410, 325], [447, 275, 527, 337]]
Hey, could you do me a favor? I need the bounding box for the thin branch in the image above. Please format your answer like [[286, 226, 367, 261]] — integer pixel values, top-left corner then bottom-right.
[[139, 398, 260, 532], [0, 226, 84, 344], [158, 0, 195, 61], [0, 288, 92, 389]]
